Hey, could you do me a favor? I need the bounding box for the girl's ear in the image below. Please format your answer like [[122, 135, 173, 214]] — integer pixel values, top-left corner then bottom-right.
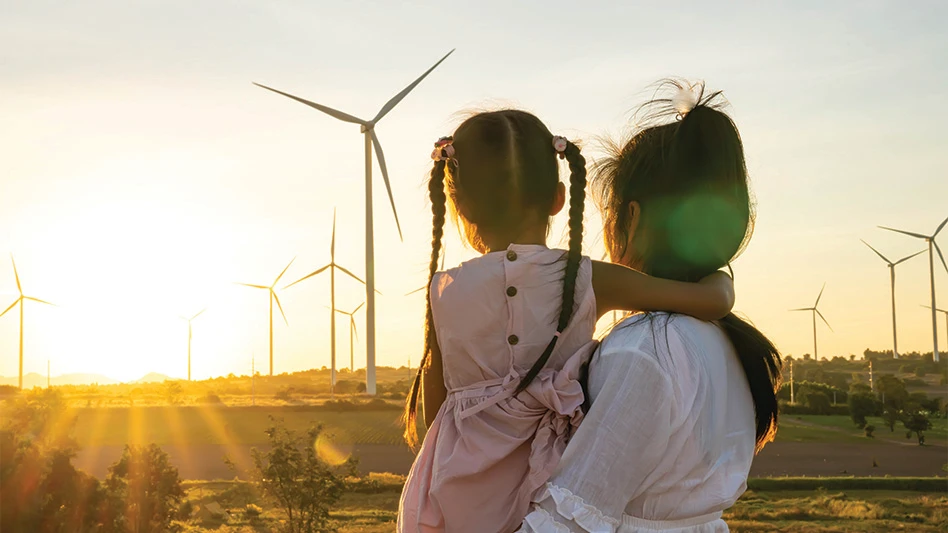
[[550, 182, 566, 216], [627, 200, 641, 239]]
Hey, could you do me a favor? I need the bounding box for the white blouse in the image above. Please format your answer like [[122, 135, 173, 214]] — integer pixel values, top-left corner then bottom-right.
[[518, 313, 756, 533]]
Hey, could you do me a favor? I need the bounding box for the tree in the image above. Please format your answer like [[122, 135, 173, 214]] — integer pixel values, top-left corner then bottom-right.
[[876, 375, 908, 408], [804, 391, 832, 415], [881, 407, 900, 432], [103, 444, 184, 533], [247, 417, 353, 533], [164, 381, 183, 405], [864, 425, 875, 438], [848, 392, 876, 429], [902, 410, 931, 446], [0, 389, 104, 532]]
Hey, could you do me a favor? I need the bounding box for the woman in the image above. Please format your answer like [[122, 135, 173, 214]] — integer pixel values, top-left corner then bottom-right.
[[519, 81, 783, 532]]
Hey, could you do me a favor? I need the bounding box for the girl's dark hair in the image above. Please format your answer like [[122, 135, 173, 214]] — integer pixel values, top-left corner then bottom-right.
[[593, 80, 781, 452], [402, 110, 587, 447]]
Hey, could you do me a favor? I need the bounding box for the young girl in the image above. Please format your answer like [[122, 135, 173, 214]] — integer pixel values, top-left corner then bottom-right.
[[397, 110, 735, 533]]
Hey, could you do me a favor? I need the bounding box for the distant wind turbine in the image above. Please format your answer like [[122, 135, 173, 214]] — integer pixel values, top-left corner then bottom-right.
[[405, 244, 447, 296], [0, 255, 55, 389], [921, 305, 948, 349], [179, 308, 207, 381], [336, 302, 364, 374], [860, 240, 924, 358], [254, 49, 455, 395], [790, 283, 833, 360], [879, 216, 948, 362], [237, 258, 295, 376], [285, 210, 367, 393]]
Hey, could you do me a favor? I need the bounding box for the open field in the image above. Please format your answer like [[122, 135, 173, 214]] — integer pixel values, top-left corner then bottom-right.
[[38, 405, 945, 480], [175, 478, 948, 532]]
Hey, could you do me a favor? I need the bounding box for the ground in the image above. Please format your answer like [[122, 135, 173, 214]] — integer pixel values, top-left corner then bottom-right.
[[176, 478, 948, 532], [58, 405, 948, 479]]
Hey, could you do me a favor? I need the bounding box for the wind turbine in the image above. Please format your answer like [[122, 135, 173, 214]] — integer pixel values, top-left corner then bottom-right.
[[254, 49, 455, 395], [921, 305, 948, 350], [861, 240, 924, 358], [405, 244, 447, 296], [879, 216, 948, 362], [335, 302, 364, 374], [237, 258, 295, 376], [0, 255, 55, 389], [790, 283, 832, 360], [179, 308, 207, 381], [285, 211, 365, 393]]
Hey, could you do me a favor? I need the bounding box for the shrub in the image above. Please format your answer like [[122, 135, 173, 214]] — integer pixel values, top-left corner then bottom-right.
[[102, 444, 184, 533], [201, 392, 223, 405], [804, 391, 832, 415], [246, 417, 354, 533], [848, 392, 877, 428], [914, 366, 928, 378], [864, 425, 875, 438], [244, 503, 263, 519]]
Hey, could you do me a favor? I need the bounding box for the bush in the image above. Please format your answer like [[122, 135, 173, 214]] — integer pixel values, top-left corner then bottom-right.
[[102, 444, 184, 533], [244, 503, 263, 519], [914, 366, 928, 378], [804, 391, 832, 415], [864, 425, 875, 438], [201, 392, 223, 404], [245, 417, 354, 533]]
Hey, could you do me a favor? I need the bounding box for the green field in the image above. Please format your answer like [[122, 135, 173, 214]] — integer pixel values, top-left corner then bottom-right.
[[175, 477, 948, 533], [66, 405, 407, 447], [777, 414, 948, 445]]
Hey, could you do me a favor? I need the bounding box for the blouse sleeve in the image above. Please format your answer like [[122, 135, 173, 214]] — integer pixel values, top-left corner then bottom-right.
[[519, 341, 675, 533]]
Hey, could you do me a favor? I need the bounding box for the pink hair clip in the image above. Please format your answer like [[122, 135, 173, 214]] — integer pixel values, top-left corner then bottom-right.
[[552, 136, 569, 159], [431, 136, 456, 161]]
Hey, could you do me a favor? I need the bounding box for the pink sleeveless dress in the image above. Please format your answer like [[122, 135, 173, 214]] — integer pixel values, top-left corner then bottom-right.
[[398, 244, 598, 533]]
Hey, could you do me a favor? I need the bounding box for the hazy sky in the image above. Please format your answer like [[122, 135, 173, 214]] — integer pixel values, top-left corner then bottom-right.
[[1, 1, 946, 381]]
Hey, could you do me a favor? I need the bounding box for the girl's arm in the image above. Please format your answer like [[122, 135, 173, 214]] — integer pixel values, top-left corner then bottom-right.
[[592, 260, 734, 321], [422, 330, 448, 427]]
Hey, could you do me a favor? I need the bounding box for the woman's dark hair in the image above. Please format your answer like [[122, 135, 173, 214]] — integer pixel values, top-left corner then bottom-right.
[[593, 80, 781, 452], [402, 110, 587, 447]]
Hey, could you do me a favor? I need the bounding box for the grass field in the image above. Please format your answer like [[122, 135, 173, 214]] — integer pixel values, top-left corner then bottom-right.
[[175, 477, 948, 532], [778, 414, 948, 445]]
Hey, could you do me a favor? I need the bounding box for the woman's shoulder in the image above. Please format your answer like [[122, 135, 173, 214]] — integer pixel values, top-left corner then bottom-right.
[[599, 313, 725, 368]]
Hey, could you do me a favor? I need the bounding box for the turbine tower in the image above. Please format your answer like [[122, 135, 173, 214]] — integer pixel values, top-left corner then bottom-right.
[[879, 216, 948, 362], [922, 305, 948, 351], [285, 211, 365, 393], [336, 302, 364, 373], [860, 240, 924, 358], [790, 283, 833, 360], [0, 255, 55, 389], [254, 49, 454, 394], [179, 308, 207, 381], [238, 258, 295, 376]]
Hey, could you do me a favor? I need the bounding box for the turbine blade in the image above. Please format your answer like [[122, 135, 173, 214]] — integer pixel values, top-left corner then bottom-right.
[[816, 309, 833, 332], [272, 291, 288, 326], [335, 264, 366, 285], [253, 83, 366, 125], [331, 208, 337, 260], [406, 286, 426, 296], [351, 318, 358, 342], [860, 239, 891, 264], [371, 130, 404, 241], [0, 299, 19, 318], [11, 255, 21, 294], [285, 263, 332, 289], [935, 241, 948, 274], [371, 49, 455, 124], [878, 226, 927, 239], [815, 283, 826, 308], [24, 297, 54, 306], [237, 283, 269, 290], [191, 308, 207, 320], [353, 302, 364, 314], [934, 215, 948, 237], [894, 249, 926, 265], [273, 257, 296, 286]]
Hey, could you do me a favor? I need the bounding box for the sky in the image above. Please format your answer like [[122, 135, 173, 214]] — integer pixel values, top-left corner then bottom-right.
[[1, 1, 947, 382]]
